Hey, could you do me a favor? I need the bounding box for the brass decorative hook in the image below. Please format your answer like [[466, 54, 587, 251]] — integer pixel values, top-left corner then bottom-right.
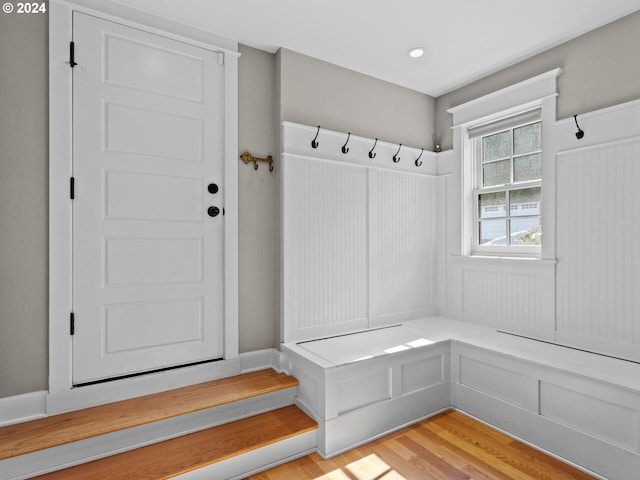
[[240, 151, 274, 172]]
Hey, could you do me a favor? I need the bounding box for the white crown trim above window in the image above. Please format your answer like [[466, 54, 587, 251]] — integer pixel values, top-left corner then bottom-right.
[[448, 68, 562, 127]]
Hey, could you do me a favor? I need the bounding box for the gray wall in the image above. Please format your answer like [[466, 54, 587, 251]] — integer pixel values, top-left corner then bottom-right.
[[0, 12, 49, 398], [237, 45, 279, 352], [278, 48, 434, 149], [436, 10, 640, 150]]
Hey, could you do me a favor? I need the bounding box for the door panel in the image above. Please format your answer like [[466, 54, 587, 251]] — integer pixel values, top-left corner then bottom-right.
[[72, 12, 225, 384], [105, 102, 204, 161], [104, 171, 203, 222], [104, 237, 203, 286], [103, 34, 205, 102], [104, 298, 204, 354]]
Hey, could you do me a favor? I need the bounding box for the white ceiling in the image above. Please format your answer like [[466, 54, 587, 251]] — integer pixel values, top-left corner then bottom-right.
[[107, 0, 640, 97]]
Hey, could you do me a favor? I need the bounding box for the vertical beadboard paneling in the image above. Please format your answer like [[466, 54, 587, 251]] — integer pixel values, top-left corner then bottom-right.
[[453, 257, 555, 339], [282, 122, 441, 343], [556, 137, 640, 360], [461, 269, 536, 330], [283, 156, 369, 341], [370, 169, 437, 325]]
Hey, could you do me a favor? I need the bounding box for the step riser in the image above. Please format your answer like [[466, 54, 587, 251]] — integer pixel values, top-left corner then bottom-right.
[[173, 430, 317, 480], [1, 387, 297, 480]]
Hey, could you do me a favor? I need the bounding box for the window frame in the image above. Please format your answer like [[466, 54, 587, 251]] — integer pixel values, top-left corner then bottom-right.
[[471, 118, 543, 256], [448, 68, 561, 262]]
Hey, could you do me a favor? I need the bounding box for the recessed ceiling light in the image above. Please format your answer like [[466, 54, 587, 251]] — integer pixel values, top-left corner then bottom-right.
[[408, 47, 425, 58]]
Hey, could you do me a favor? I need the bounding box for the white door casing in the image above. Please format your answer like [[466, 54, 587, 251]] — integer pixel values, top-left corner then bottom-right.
[[72, 12, 225, 384]]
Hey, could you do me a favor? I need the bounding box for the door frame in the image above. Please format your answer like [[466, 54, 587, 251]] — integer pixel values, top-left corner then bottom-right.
[[48, 0, 239, 414]]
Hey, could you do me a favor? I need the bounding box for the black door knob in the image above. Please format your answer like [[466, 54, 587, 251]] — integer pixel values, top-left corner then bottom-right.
[[208, 206, 220, 217], [208, 183, 219, 194]]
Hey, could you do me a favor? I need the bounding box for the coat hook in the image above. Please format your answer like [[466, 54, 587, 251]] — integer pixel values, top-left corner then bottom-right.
[[240, 151, 274, 172], [393, 144, 402, 163], [311, 125, 321, 148], [573, 115, 585, 139], [341, 132, 351, 154], [368, 138, 377, 158], [415, 148, 424, 167]]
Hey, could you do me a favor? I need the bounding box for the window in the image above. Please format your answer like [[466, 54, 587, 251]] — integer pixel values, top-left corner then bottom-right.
[[471, 111, 542, 255], [448, 68, 560, 260]]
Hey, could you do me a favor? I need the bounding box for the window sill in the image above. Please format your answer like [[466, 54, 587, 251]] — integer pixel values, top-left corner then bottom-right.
[[451, 254, 557, 268]]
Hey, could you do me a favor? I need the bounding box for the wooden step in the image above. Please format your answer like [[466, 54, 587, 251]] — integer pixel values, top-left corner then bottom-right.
[[32, 405, 317, 480], [0, 369, 298, 461]]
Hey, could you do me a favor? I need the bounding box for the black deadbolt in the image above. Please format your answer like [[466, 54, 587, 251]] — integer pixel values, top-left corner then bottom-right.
[[208, 183, 219, 194], [208, 206, 220, 217]]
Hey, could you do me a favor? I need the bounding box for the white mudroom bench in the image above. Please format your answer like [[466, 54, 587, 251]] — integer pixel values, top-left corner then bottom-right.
[[282, 316, 640, 480]]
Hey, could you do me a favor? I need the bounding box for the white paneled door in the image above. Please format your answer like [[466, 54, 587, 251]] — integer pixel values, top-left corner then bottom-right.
[[72, 13, 225, 384]]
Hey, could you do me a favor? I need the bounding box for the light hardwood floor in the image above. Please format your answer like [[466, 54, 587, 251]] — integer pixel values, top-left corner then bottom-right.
[[247, 410, 596, 480]]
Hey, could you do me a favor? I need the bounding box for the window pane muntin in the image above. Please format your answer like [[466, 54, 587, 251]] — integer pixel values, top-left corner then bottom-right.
[[482, 130, 511, 162], [514, 122, 541, 155], [479, 219, 507, 246], [514, 153, 541, 183], [509, 187, 541, 217], [479, 191, 506, 219], [510, 216, 541, 246], [482, 159, 510, 187]]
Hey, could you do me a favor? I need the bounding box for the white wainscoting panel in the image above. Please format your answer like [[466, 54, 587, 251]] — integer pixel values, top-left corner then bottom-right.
[[459, 356, 526, 408], [370, 170, 438, 326], [539, 381, 637, 451], [451, 256, 555, 340], [401, 354, 443, 395], [282, 156, 369, 342], [281, 122, 442, 342], [337, 369, 391, 415], [556, 135, 640, 361], [452, 339, 640, 480]]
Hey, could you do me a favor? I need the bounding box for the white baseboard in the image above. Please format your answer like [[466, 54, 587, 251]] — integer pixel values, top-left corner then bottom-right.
[[240, 348, 282, 373], [0, 391, 47, 427]]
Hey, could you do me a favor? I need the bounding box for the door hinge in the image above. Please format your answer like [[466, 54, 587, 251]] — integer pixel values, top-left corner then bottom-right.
[[70, 312, 75, 335], [217, 52, 224, 65], [70, 177, 75, 199], [69, 41, 77, 68]]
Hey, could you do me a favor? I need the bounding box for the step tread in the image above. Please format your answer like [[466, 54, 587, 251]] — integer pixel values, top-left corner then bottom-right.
[[33, 405, 317, 480], [0, 369, 298, 461]]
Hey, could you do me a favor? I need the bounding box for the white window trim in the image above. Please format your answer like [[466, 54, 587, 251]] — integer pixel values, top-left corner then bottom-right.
[[448, 68, 561, 260]]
